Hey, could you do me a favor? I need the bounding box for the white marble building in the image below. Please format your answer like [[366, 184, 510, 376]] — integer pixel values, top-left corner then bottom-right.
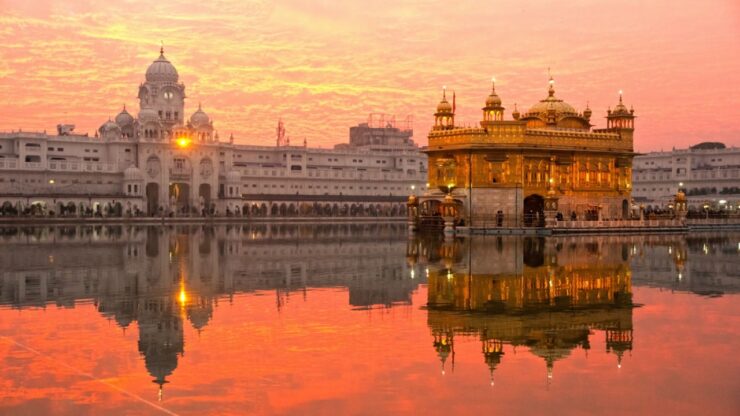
[[632, 142, 740, 209], [0, 48, 427, 217]]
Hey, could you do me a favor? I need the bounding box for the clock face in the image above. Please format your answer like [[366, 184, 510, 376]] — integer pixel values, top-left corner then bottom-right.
[[146, 157, 161, 178], [163, 91, 174, 101]]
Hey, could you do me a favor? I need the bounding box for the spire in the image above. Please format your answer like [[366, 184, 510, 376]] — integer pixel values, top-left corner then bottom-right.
[[198, 102, 202, 111], [491, 76, 496, 93], [547, 67, 555, 97], [548, 77, 555, 97], [442, 85, 447, 100], [160, 40, 164, 56], [619, 90, 623, 104]]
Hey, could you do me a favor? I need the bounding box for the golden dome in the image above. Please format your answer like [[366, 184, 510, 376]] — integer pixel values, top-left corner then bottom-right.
[[611, 92, 631, 116], [525, 78, 578, 118], [437, 98, 452, 113], [485, 80, 502, 107], [436, 88, 453, 114]]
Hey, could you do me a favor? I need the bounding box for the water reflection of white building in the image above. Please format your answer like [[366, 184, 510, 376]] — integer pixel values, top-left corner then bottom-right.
[[0, 224, 422, 395]]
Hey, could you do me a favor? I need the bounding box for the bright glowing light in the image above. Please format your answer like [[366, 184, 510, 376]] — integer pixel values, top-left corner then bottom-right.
[[179, 288, 187, 304], [48, 179, 55, 184], [176, 137, 191, 149], [410, 270, 415, 279], [411, 185, 415, 190]]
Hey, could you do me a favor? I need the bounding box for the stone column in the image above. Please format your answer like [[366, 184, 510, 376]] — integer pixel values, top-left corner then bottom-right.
[[407, 195, 419, 232], [441, 194, 457, 237], [544, 189, 559, 228]]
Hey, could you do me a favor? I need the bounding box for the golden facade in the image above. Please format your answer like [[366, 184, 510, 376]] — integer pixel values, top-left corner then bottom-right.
[[419, 78, 636, 227]]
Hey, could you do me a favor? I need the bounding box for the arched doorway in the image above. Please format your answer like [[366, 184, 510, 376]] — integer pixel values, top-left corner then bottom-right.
[[622, 199, 629, 219], [146, 183, 159, 216], [523, 194, 545, 227], [169, 183, 191, 214]]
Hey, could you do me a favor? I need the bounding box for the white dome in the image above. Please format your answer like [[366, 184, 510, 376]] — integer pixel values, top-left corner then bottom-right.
[[99, 119, 120, 134], [226, 170, 241, 183], [123, 165, 144, 181], [138, 108, 159, 123], [145, 50, 178, 83], [115, 106, 134, 126], [190, 104, 210, 127]]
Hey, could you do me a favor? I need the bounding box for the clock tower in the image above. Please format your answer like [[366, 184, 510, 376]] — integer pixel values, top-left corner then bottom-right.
[[138, 46, 186, 137]]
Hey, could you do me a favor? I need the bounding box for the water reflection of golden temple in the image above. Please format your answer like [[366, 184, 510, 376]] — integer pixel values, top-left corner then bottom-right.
[[412, 235, 635, 384]]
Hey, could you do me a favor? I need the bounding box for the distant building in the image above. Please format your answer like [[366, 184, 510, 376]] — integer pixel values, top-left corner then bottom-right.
[[632, 142, 740, 209], [0, 48, 427, 217]]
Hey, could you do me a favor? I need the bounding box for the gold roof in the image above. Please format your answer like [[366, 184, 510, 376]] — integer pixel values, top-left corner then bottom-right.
[[525, 78, 578, 118]]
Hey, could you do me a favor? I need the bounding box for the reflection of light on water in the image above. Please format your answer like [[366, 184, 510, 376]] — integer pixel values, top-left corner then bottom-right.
[[410, 269, 415, 279], [678, 272, 683, 281], [703, 244, 709, 255], [668, 247, 672, 254]]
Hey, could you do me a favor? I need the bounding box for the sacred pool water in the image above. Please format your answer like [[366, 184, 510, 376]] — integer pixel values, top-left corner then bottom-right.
[[0, 224, 738, 415]]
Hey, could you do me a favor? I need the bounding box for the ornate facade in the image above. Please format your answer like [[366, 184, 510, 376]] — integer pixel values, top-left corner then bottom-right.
[[414, 78, 636, 228], [0, 49, 427, 217]]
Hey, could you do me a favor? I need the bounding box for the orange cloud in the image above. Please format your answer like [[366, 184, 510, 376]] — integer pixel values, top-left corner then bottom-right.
[[0, 0, 738, 150]]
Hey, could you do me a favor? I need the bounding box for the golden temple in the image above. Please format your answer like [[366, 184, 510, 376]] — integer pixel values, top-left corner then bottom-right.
[[412, 77, 636, 228]]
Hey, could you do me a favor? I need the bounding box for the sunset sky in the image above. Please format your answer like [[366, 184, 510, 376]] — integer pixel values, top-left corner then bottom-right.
[[0, 0, 738, 151]]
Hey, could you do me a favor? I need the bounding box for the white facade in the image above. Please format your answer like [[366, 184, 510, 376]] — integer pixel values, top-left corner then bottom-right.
[[632, 142, 740, 209], [0, 50, 427, 217]]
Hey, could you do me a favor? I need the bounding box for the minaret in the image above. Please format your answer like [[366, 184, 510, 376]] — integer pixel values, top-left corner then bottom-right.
[[433, 331, 454, 375], [434, 87, 455, 130], [607, 90, 636, 142], [481, 77, 505, 125], [482, 338, 504, 386]]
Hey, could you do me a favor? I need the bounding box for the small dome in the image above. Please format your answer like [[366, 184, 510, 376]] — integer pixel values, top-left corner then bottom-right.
[[485, 81, 502, 108], [124, 165, 144, 181], [99, 119, 120, 134], [145, 48, 179, 83], [611, 93, 630, 116], [486, 92, 502, 107], [138, 108, 159, 123], [190, 104, 210, 127], [437, 96, 452, 114], [115, 105, 134, 126], [226, 170, 241, 183]]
